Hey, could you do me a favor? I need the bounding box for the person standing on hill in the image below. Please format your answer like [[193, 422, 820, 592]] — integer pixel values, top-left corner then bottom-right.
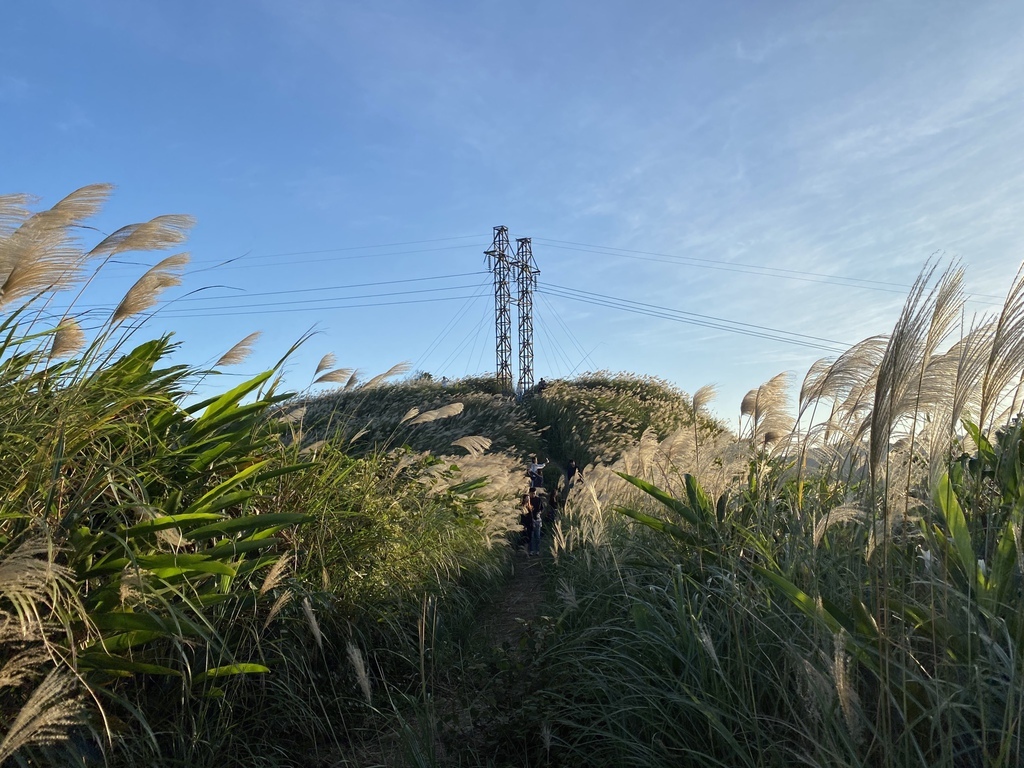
[[519, 492, 532, 550], [566, 459, 580, 490], [528, 501, 543, 556], [546, 488, 560, 525], [528, 456, 547, 489]]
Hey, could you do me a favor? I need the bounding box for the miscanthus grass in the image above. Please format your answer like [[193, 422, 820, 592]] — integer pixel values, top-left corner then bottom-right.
[[537, 260, 1024, 768], [0, 186, 529, 767]]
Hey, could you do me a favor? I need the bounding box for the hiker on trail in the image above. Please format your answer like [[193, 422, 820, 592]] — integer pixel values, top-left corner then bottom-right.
[[528, 502, 543, 556], [528, 487, 543, 517], [536, 378, 548, 393], [566, 459, 581, 490], [519, 492, 532, 550], [546, 488, 560, 525], [528, 456, 547, 489]]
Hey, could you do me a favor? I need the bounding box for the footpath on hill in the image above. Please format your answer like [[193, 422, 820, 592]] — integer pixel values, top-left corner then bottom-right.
[[476, 547, 547, 644]]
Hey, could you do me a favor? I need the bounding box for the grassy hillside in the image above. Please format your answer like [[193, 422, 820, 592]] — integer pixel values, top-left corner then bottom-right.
[[4, 187, 1024, 768]]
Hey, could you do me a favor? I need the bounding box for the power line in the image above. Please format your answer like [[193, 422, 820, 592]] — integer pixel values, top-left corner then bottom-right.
[[538, 291, 598, 371], [539, 283, 849, 353], [155, 283, 483, 314], [103, 243, 488, 274], [149, 292, 489, 319], [412, 277, 493, 371], [77, 271, 490, 309], [533, 238, 1008, 303], [544, 282, 849, 347]]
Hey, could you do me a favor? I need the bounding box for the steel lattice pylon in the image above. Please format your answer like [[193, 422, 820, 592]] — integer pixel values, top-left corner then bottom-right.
[[516, 237, 538, 394], [486, 226, 514, 392]]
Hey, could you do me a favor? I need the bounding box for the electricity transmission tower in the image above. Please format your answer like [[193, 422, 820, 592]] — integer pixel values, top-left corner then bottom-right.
[[516, 237, 539, 394], [486, 226, 514, 392]]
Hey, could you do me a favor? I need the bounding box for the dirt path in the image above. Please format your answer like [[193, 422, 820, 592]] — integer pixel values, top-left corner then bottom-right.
[[476, 547, 548, 647]]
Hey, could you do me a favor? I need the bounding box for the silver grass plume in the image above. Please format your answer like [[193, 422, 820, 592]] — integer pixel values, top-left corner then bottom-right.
[[315, 367, 354, 384], [344, 370, 362, 390], [869, 263, 961, 489], [262, 591, 292, 630], [49, 318, 86, 359], [399, 407, 420, 424], [978, 263, 1024, 431], [0, 193, 32, 236], [741, 372, 792, 446], [360, 361, 412, 390], [0, 539, 72, 627], [215, 331, 261, 367], [813, 504, 866, 546], [259, 556, 290, 596], [112, 252, 190, 324], [86, 213, 194, 258], [314, 353, 336, 377], [692, 383, 717, 414], [301, 596, 322, 650], [452, 435, 491, 455], [0, 185, 114, 307], [0, 669, 85, 762], [346, 642, 372, 705], [409, 402, 464, 425]]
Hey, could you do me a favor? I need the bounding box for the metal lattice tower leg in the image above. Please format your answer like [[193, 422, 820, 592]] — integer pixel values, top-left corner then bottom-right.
[[516, 237, 538, 394], [486, 226, 514, 392]]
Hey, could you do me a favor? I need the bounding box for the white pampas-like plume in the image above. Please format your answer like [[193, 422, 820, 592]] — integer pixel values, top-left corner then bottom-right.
[[112, 252, 190, 324], [215, 331, 261, 367], [361, 361, 412, 390], [692, 384, 718, 414], [409, 402, 464, 425], [315, 367, 354, 384], [0, 669, 85, 762], [451, 435, 491, 455], [314, 353, 336, 377], [0, 185, 114, 307], [86, 213, 194, 258], [50, 318, 86, 359]]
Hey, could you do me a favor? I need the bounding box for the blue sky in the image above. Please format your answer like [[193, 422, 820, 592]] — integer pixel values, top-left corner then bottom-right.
[[4, 1, 1024, 419]]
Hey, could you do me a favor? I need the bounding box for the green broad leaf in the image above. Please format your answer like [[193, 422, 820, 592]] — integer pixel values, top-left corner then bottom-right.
[[186, 440, 236, 473], [193, 370, 274, 425], [202, 537, 282, 560], [963, 420, 996, 468], [989, 512, 1019, 609], [186, 512, 311, 541], [85, 630, 164, 653], [252, 462, 316, 484], [683, 474, 715, 525], [192, 663, 270, 685], [935, 472, 982, 591], [195, 593, 235, 607], [753, 565, 853, 634], [136, 553, 233, 571], [124, 512, 224, 538], [80, 553, 236, 580], [616, 472, 703, 527], [182, 461, 270, 515], [77, 653, 181, 676], [148, 561, 236, 579], [613, 505, 698, 546], [89, 611, 200, 636]]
